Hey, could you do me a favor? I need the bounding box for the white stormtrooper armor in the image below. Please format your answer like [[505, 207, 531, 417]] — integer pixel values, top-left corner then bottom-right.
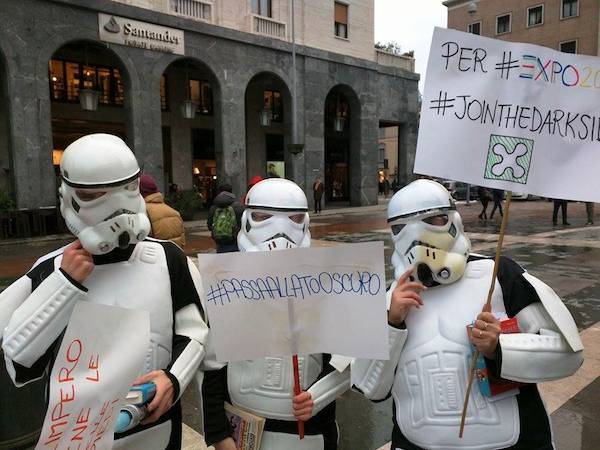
[[224, 178, 349, 450], [387, 179, 470, 286], [58, 133, 150, 255], [2, 134, 208, 450], [352, 180, 583, 450], [238, 178, 311, 252]]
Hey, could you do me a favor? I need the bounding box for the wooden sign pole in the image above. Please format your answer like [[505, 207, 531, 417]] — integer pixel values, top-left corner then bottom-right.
[[459, 191, 512, 438]]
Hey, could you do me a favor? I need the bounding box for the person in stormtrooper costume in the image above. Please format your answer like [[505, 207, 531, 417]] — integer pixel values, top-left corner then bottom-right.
[[202, 178, 351, 450], [352, 179, 584, 450], [1, 134, 208, 450]]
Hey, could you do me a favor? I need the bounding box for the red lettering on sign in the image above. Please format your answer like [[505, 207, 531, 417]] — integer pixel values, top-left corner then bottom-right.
[[70, 408, 90, 442], [44, 418, 68, 445], [60, 385, 76, 403], [85, 354, 100, 382], [66, 339, 83, 363]]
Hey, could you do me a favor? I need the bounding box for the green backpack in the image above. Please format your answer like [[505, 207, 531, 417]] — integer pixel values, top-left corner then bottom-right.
[[212, 206, 237, 240]]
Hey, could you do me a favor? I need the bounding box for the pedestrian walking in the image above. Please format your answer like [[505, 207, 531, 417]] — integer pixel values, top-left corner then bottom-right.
[[140, 174, 186, 248], [384, 178, 391, 198], [477, 186, 491, 220], [489, 188, 504, 219], [392, 178, 400, 193], [585, 202, 594, 225], [207, 184, 243, 253], [552, 198, 569, 226], [313, 176, 324, 214]]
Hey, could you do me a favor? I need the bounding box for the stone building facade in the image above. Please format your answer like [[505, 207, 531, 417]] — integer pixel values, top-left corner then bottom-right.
[[445, 0, 599, 56], [0, 0, 419, 213]]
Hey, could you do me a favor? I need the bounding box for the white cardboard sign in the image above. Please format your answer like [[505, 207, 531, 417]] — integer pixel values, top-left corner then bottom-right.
[[415, 27, 600, 202], [198, 242, 389, 362], [36, 302, 149, 450]]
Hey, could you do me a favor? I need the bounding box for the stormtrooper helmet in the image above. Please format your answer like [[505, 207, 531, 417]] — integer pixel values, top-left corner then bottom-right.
[[388, 179, 470, 287], [238, 178, 311, 252], [58, 134, 151, 255]]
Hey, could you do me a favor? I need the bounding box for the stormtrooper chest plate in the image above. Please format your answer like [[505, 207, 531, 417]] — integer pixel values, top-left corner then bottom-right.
[[393, 259, 520, 450], [228, 355, 322, 420], [59, 243, 174, 374]]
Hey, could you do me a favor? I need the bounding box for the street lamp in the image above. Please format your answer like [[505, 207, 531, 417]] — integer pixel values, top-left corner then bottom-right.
[[180, 100, 196, 119], [79, 46, 101, 111], [79, 88, 100, 111], [259, 109, 272, 127], [181, 61, 196, 119], [333, 116, 345, 132]]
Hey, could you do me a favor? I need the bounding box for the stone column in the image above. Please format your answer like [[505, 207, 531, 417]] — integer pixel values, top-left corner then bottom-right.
[[218, 82, 247, 197], [399, 115, 419, 186], [127, 69, 165, 191], [302, 93, 326, 211], [9, 58, 56, 209]]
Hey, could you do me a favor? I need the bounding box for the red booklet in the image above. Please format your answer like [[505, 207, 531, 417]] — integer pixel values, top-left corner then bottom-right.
[[469, 317, 527, 397]]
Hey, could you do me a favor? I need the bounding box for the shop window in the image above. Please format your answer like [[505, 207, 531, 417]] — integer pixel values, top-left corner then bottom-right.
[[561, 0, 578, 19], [49, 60, 65, 100], [496, 13, 511, 35], [527, 5, 543, 27], [97, 67, 111, 104], [326, 92, 349, 131], [189, 79, 213, 115], [263, 90, 283, 123], [468, 21, 481, 35], [113, 69, 124, 106], [49, 59, 124, 106], [160, 75, 169, 110], [65, 62, 80, 101], [335, 2, 348, 39], [251, 0, 271, 17]]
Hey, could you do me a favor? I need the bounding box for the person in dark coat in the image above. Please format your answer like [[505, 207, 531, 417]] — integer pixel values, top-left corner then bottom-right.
[[553, 199, 569, 226], [313, 177, 324, 214], [490, 189, 505, 219], [477, 186, 492, 221]]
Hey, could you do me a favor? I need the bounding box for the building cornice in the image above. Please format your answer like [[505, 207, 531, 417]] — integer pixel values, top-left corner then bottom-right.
[[46, 0, 419, 80]]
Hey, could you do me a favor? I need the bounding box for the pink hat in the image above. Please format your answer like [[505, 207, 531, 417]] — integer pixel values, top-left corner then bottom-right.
[[139, 174, 158, 197]]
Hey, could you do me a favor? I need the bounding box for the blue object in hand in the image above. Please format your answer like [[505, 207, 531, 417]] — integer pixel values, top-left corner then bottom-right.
[[115, 382, 156, 433]]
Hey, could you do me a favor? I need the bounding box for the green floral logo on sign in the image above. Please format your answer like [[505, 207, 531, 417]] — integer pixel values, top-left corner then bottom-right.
[[484, 134, 534, 184]]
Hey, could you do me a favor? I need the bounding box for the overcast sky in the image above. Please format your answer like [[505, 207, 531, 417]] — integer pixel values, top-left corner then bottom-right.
[[375, 0, 447, 92]]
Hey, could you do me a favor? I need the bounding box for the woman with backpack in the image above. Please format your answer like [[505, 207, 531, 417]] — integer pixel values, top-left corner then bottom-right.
[[207, 184, 243, 253]]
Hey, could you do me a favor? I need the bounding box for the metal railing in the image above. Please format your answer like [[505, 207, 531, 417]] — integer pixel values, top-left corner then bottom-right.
[[170, 0, 212, 22], [376, 49, 415, 72], [251, 14, 287, 40]]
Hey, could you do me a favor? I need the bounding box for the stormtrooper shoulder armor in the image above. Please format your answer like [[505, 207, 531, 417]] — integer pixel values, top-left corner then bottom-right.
[[499, 272, 583, 383]]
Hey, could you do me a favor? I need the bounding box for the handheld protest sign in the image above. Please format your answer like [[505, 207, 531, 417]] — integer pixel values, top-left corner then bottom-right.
[[415, 27, 600, 202], [197, 242, 389, 363], [35, 302, 149, 450]]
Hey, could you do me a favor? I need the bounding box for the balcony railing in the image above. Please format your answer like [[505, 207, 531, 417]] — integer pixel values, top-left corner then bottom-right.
[[169, 0, 212, 22], [251, 14, 287, 40], [376, 49, 415, 72]]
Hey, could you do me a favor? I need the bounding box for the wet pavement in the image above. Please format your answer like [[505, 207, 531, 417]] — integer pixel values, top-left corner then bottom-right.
[[1, 199, 599, 449]]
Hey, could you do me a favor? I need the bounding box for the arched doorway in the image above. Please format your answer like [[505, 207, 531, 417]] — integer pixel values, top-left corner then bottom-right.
[[48, 40, 130, 194], [324, 85, 361, 205], [244, 72, 292, 183], [160, 58, 221, 207]]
